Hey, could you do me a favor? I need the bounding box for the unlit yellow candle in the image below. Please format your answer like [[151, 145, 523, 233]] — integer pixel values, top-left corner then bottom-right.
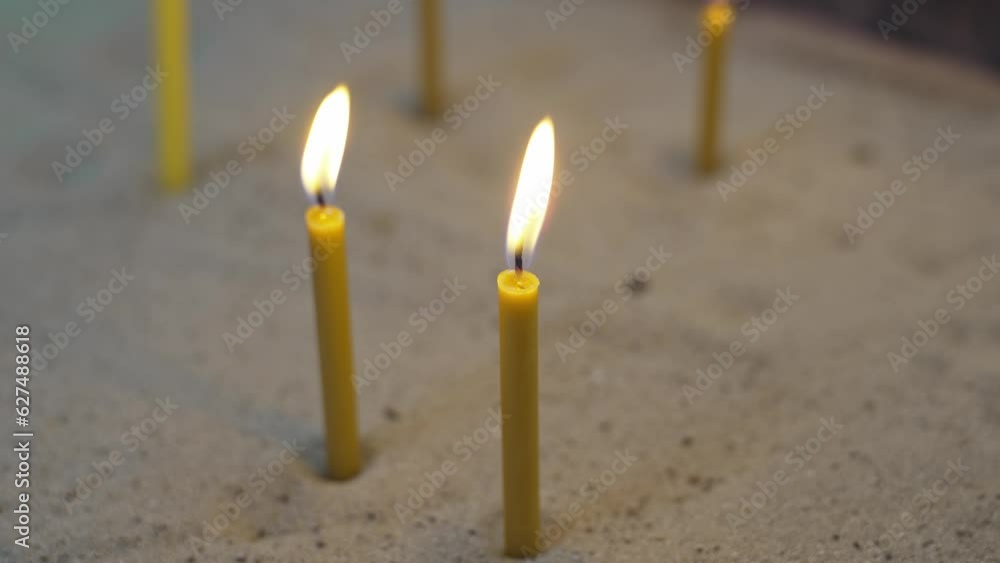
[[498, 269, 540, 556], [307, 206, 361, 480], [154, 0, 192, 190], [420, 0, 443, 115], [696, 2, 734, 174]]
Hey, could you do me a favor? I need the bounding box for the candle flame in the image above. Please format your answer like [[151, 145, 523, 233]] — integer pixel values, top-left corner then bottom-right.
[[505, 117, 555, 271], [301, 84, 351, 204], [704, 0, 733, 26]]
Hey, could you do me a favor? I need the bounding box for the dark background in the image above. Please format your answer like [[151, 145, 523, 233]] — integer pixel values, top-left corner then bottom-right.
[[755, 0, 998, 69]]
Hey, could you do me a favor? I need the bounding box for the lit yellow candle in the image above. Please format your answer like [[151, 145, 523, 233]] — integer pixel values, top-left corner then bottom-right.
[[300, 85, 361, 480], [696, 1, 734, 174], [154, 0, 192, 189], [420, 0, 443, 115], [499, 118, 556, 558]]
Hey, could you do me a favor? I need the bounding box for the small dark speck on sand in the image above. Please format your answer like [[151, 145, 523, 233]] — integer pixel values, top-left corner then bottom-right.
[[850, 142, 877, 166], [625, 275, 648, 293]]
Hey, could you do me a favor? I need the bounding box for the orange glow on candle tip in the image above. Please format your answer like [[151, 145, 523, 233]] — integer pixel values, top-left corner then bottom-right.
[[301, 84, 351, 206], [505, 117, 555, 272], [704, 0, 733, 23]]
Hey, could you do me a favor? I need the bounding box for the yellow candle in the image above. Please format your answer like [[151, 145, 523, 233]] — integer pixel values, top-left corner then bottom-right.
[[154, 0, 192, 190], [420, 0, 443, 115], [499, 269, 540, 556], [696, 1, 734, 174], [499, 118, 555, 557], [307, 206, 361, 480], [300, 85, 360, 480]]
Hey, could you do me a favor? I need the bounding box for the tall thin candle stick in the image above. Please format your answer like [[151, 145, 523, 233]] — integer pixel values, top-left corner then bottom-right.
[[499, 118, 556, 557], [696, 1, 734, 174], [420, 0, 443, 115], [300, 85, 361, 480], [154, 0, 192, 190], [499, 269, 540, 556]]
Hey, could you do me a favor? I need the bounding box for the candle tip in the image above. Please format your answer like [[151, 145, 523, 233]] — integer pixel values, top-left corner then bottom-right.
[[514, 244, 524, 274]]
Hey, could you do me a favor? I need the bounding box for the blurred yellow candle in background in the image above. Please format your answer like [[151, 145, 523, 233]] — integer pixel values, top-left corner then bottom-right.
[[154, 0, 192, 190], [301, 85, 361, 480], [499, 117, 555, 557], [697, 0, 734, 174], [420, 0, 443, 115]]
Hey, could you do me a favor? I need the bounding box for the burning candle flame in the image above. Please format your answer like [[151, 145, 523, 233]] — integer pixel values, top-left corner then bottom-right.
[[505, 117, 555, 271], [301, 84, 351, 204]]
